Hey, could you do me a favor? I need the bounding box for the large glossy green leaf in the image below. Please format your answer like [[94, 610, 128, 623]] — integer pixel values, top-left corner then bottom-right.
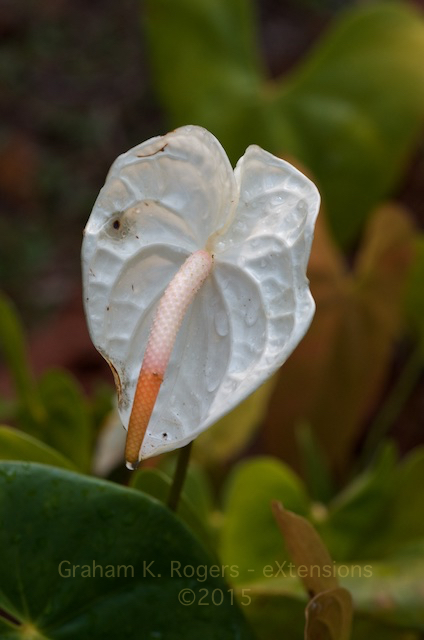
[[220, 457, 310, 583], [0, 426, 77, 471], [0, 462, 255, 639], [143, 1, 424, 246]]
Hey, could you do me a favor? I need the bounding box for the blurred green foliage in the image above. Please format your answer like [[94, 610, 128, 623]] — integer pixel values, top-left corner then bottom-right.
[[1, 1, 424, 638], [220, 449, 424, 638], [143, 1, 424, 246], [144, 0, 424, 480], [0, 293, 106, 473]]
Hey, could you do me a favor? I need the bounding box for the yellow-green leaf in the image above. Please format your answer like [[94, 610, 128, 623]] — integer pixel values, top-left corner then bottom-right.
[[194, 376, 277, 466], [0, 426, 77, 471]]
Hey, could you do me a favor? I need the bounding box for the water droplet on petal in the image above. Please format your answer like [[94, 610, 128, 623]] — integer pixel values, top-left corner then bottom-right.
[[214, 310, 229, 337], [205, 366, 220, 392], [235, 220, 247, 233], [223, 378, 237, 392], [245, 306, 259, 327], [269, 194, 284, 208]]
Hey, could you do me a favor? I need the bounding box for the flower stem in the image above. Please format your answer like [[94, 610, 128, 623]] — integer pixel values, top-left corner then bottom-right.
[[167, 441, 193, 512]]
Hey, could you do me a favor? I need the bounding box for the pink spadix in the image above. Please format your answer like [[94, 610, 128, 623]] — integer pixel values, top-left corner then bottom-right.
[[125, 250, 213, 469]]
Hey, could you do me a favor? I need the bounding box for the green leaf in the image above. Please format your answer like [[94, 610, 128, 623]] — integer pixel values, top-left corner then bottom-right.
[[305, 587, 353, 640], [406, 234, 424, 353], [241, 563, 423, 639], [0, 426, 77, 471], [157, 458, 213, 522], [221, 457, 310, 583], [194, 377, 277, 466], [35, 369, 93, 473], [0, 294, 93, 473], [351, 619, 420, 640], [274, 3, 424, 245], [143, 0, 265, 163], [144, 1, 424, 246], [359, 349, 423, 470], [0, 462, 255, 639], [0, 293, 43, 424], [295, 422, 334, 503], [181, 464, 214, 521], [0, 293, 31, 398], [130, 467, 215, 554], [343, 543, 424, 631], [387, 447, 424, 549], [242, 544, 424, 637], [317, 443, 397, 561], [238, 589, 306, 640]]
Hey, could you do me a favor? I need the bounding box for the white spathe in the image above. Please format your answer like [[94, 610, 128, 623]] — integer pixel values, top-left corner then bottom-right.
[[82, 125, 320, 460]]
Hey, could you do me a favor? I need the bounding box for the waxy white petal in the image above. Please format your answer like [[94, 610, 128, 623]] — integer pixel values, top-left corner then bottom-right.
[[82, 126, 320, 461]]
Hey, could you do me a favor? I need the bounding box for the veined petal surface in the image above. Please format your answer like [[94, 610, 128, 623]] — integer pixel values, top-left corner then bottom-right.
[[82, 126, 320, 460], [206, 146, 320, 432]]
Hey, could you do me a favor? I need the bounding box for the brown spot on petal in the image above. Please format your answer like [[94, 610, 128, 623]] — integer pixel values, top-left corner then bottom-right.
[[136, 143, 168, 158]]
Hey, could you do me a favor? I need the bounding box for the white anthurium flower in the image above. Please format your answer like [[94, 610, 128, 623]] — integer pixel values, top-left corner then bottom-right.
[[82, 125, 320, 468]]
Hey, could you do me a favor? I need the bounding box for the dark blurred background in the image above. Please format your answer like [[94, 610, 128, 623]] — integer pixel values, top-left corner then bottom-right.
[[0, 0, 335, 380], [0, 0, 423, 462], [0, 0, 355, 321]]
